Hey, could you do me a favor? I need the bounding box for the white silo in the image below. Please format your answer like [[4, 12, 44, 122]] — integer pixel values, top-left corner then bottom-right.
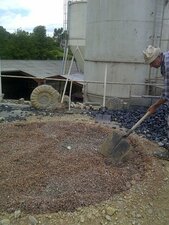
[[67, 0, 87, 73], [84, 0, 169, 104], [154, 0, 169, 50]]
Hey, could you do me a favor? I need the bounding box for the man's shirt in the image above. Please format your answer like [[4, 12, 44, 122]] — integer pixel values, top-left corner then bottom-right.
[[161, 51, 169, 101]]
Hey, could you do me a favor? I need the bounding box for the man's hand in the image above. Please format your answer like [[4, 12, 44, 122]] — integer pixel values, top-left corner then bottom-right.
[[148, 104, 158, 114], [147, 98, 167, 114]]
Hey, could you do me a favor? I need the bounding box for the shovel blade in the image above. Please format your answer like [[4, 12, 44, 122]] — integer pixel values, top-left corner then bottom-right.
[[99, 131, 130, 163], [109, 137, 130, 163], [100, 132, 123, 156]]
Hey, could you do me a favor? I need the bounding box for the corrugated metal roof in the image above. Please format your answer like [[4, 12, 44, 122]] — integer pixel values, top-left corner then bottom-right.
[[59, 73, 84, 84], [1, 60, 78, 78]]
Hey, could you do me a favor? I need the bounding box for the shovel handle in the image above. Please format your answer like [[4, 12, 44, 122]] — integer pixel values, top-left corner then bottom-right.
[[125, 111, 151, 137]]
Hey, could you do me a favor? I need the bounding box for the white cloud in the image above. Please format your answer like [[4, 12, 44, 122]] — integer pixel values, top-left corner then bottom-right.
[[0, 0, 64, 36]]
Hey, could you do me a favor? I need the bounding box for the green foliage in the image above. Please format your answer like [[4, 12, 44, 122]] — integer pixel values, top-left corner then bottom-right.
[[0, 25, 71, 60]]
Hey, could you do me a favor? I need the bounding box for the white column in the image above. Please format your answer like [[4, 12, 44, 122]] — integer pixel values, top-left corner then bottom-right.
[[103, 64, 107, 108], [0, 59, 2, 101]]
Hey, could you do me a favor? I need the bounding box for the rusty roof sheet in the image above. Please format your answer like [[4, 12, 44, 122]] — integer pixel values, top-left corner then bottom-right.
[[1, 60, 78, 78]]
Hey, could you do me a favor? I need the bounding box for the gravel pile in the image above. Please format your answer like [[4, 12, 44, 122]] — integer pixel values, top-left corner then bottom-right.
[[0, 120, 153, 214], [87, 104, 169, 146]]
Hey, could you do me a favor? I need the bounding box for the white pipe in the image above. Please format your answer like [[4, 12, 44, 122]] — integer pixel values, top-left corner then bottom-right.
[[77, 46, 84, 62], [68, 80, 73, 111], [61, 45, 80, 103], [103, 64, 107, 108], [0, 74, 164, 87], [61, 55, 75, 103], [63, 47, 69, 75]]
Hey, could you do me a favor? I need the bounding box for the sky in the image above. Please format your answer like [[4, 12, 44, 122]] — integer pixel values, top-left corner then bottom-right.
[[0, 0, 64, 36]]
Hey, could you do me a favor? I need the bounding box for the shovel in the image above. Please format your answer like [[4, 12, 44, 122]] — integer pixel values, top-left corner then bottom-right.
[[99, 111, 151, 164]]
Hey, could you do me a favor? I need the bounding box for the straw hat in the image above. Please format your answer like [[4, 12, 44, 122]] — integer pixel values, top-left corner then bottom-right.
[[143, 45, 161, 64]]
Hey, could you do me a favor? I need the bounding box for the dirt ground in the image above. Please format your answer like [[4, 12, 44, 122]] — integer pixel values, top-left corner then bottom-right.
[[0, 114, 169, 225]]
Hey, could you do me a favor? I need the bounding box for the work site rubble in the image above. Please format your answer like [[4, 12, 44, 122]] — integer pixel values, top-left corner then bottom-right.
[[0, 101, 169, 225]]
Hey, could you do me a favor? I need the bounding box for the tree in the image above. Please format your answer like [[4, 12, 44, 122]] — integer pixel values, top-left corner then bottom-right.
[[33, 25, 47, 38], [31, 26, 48, 59], [53, 28, 68, 47], [0, 26, 10, 58], [53, 28, 63, 40], [7, 29, 36, 59], [0, 25, 66, 59]]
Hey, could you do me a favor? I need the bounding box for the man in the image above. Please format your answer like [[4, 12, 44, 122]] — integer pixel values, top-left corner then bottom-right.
[[143, 45, 169, 160]]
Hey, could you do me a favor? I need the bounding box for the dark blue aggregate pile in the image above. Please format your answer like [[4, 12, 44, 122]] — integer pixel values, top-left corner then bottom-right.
[[87, 104, 169, 146], [0, 104, 56, 122]]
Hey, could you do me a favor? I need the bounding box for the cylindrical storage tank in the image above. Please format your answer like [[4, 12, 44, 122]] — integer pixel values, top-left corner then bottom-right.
[[84, 0, 169, 104], [67, 0, 87, 73], [159, 2, 169, 54]]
